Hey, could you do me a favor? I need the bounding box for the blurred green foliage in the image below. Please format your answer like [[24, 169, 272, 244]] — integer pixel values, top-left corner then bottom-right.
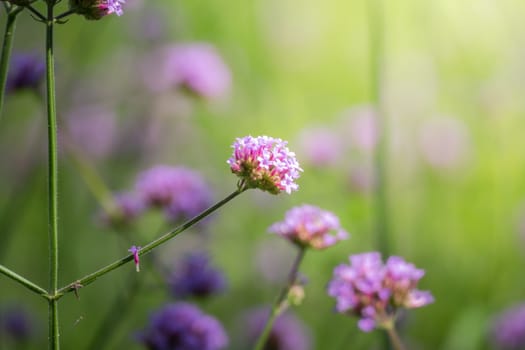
[[2, 0, 525, 349]]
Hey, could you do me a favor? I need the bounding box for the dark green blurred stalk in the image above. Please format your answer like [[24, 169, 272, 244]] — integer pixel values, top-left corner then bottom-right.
[[0, 4, 23, 119], [385, 326, 406, 350], [45, 0, 60, 348], [368, 1, 391, 349], [369, 0, 390, 258], [253, 247, 306, 350]]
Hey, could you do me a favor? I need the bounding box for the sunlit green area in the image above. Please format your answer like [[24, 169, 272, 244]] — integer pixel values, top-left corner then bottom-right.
[[1, 0, 525, 349]]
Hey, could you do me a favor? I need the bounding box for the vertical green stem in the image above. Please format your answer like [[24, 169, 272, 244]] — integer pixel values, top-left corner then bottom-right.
[[369, 0, 389, 257], [253, 247, 306, 350], [0, 5, 23, 119], [45, 1, 59, 348]]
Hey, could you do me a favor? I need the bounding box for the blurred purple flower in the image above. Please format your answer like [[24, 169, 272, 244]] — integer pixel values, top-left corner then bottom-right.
[[228, 136, 302, 194], [242, 308, 311, 350], [139, 302, 228, 350], [6, 54, 45, 94], [490, 303, 525, 350], [0, 306, 35, 342], [144, 44, 231, 100], [418, 117, 471, 171], [169, 251, 226, 299], [340, 106, 379, 152], [64, 105, 117, 159], [268, 204, 348, 250], [327, 252, 433, 332], [296, 127, 343, 167], [99, 192, 146, 228], [135, 165, 213, 222]]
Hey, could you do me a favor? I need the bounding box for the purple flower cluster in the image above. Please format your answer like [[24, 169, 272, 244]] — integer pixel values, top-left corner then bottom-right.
[[228, 136, 302, 194], [69, 0, 126, 20], [243, 308, 311, 350], [169, 251, 226, 299], [268, 204, 348, 250], [490, 303, 525, 349], [327, 252, 434, 332], [6, 54, 45, 94], [135, 165, 213, 223], [139, 303, 228, 350]]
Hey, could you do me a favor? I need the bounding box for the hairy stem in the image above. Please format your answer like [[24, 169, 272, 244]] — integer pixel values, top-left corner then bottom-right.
[[0, 5, 23, 119], [56, 188, 244, 297], [45, 1, 60, 348], [253, 246, 306, 350]]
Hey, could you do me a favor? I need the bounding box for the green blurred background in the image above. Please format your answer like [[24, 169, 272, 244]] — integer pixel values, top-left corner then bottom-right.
[[1, 0, 525, 348]]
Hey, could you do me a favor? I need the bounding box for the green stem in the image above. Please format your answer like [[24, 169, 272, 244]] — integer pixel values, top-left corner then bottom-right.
[[385, 326, 406, 350], [56, 188, 244, 297], [253, 246, 306, 350], [45, 1, 59, 348], [0, 264, 49, 299], [369, 0, 389, 256], [0, 5, 23, 119]]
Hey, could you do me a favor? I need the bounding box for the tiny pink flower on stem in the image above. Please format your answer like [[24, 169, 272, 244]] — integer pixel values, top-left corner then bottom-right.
[[128, 245, 141, 272], [227, 136, 303, 194]]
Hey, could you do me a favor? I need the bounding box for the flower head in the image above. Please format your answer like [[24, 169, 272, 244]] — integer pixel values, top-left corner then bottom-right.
[[135, 165, 213, 222], [490, 303, 525, 349], [242, 308, 311, 350], [227, 136, 302, 194], [269, 205, 348, 249], [69, 0, 126, 20], [327, 252, 433, 332], [169, 251, 227, 299], [139, 302, 228, 350], [6, 54, 45, 94]]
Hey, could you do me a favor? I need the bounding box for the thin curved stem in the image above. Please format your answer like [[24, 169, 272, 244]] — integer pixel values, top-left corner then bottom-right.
[[45, 1, 60, 348], [56, 188, 244, 297], [0, 5, 23, 119], [0, 264, 49, 299], [253, 246, 306, 350]]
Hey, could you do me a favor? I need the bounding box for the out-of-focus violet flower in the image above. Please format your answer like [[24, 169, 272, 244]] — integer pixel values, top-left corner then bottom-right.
[[242, 308, 311, 350], [228, 136, 302, 194], [144, 44, 231, 100], [138, 302, 228, 350], [327, 252, 433, 332], [6, 54, 45, 94], [490, 303, 525, 350], [64, 105, 117, 159], [418, 117, 471, 171], [0, 306, 35, 342], [69, 0, 126, 20], [135, 165, 213, 222], [169, 251, 226, 299], [296, 127, 343, 167], [99, 192, 146, 228], [268, 204, 348, 250]]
